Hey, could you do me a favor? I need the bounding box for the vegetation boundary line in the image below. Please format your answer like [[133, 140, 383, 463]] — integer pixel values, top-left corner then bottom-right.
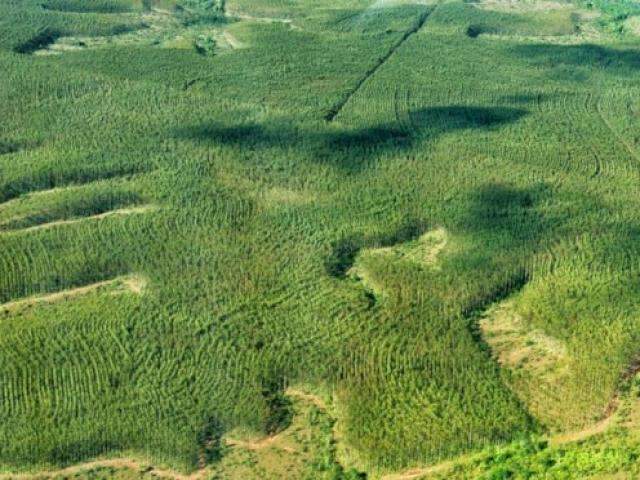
[[2, 379, 632, 480], [324, 5, 437, 122], [595, 95, 640, 167], [0, 274, 147, 315], [0, 389, 323, 480], [0, 205, 156, 235]]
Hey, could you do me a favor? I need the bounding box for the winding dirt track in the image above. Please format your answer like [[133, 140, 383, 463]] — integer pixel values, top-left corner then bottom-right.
[[0, 458, 209, 480], [0, 389, 324, 480], [0, 382, 630, 480], [381, 397, 630, 480]]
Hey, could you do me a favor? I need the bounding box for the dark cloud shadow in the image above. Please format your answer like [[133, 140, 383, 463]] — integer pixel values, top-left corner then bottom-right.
[[14, 28, 62, 54], [496, 92, 560, 106], [457, 183, 558, 248], [40, 1, 133, 13], [409, 106, 527, 131], [512, 43, 640, 79], [0, 141, 22, 156], [175, 105, 528, 173], [464, 183, 538, 231]]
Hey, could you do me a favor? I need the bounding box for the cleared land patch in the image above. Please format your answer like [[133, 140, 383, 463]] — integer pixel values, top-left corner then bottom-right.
[[0, 274, 147, 317], [0, 458, 205, 480], [0, 387, 354, 480], [0, 180, 147, 232], [480, 300, 567, 374], [0, 205, 156, 234], [348, 228, 447, 299], [464, 1, 601, 43], [261, 187, 318, 208], [28, 7, 236, 56], [626, 16, 640, 36], [227, 12, 294, 25], [472, 0, 573, 13], [480, 299, 572, 429]]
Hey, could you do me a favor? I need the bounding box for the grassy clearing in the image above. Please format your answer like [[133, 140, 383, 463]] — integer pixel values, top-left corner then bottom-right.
[[0, 275, 147, 317], [453, 0, 598, 43], [29, 6, 229, 57], [347, 227, 448, 300], [480, 299, 572, 431], [212, 387, 362, 479], [472, 0, 573, 13], [625, 15, 640, 36], [423, 376, 640, 479]]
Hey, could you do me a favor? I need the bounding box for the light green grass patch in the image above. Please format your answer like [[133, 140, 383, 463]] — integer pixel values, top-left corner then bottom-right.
[[348, 228, 448, 299]]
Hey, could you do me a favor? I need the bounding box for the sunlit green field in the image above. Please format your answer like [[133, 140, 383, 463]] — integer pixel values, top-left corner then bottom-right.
[[2, 0, 640, 478]]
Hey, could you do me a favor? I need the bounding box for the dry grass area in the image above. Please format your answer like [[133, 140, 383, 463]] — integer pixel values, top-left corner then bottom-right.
[[481, 300, 567, 372], [0, 387, 339, 480], [261, 187, 318, 208], [549, 412, 616, 446], [480, 299, 574, 429], [480, 30, 599, 44], [34, 9, 173, 55], [0, 459, 209, 480], [626, 16, 640, 36], [227, 12, 293, 24], [367, 0, 435, 8], [210, 387, 345, 479], [222, 31, 243, 49], [470, 0, 602, 44], [32, 7, 244, 56], [222, 387, 328, 452], [347, 228, 448, 299], [358, 227, 447, 267], [406, 228, 448, 265], [215, 172, 319, 209], [0, 274, 147, 317], [472, 0, 573, 12], [380, 462, 456, 480]]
